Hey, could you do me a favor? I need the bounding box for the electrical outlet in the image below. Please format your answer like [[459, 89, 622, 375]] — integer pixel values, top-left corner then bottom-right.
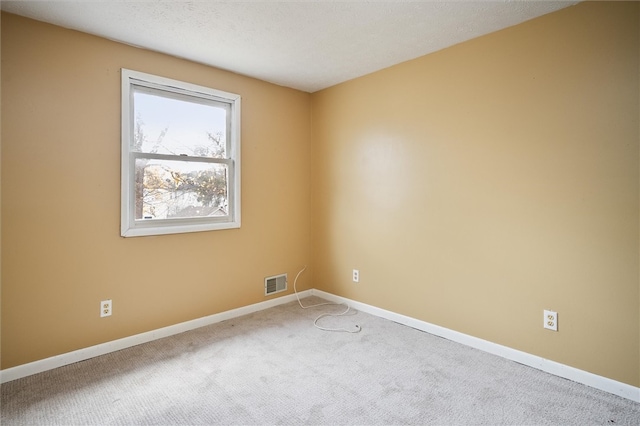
[[100, 299, 112, 317], [353, 269, 359, 283], [544, 309, 557, 331]]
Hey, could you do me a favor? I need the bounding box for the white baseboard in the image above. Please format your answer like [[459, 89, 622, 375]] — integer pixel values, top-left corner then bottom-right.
[[2, 288, 638, 404], [0, 290, 312, 384], [312, 289, 640, 403]]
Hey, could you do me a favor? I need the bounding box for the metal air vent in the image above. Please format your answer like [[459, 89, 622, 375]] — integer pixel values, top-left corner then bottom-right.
[[265, 273, 287, 296]]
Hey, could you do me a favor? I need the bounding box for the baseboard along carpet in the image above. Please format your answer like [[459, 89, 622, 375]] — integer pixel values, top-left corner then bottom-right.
[[1, 296, 639, 425]]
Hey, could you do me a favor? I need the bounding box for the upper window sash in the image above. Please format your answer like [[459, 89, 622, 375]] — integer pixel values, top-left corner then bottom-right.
[[129, 84, 233, 159]]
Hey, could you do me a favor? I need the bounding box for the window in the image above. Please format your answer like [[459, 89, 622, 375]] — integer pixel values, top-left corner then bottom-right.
[[121, 69, 241, 237]]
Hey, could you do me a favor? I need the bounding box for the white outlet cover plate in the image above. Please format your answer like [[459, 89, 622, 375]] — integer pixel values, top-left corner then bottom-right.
[[101, 299, 112, 317], [544, 309, 557, 331]]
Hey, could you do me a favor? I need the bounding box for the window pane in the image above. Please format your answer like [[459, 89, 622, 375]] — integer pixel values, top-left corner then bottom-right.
[[135, 158, 228, 220], [132, 88, 227, 158]]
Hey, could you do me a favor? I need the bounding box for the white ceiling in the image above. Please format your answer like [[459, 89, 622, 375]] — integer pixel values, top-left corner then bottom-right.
[[2, 1, 579, 93]]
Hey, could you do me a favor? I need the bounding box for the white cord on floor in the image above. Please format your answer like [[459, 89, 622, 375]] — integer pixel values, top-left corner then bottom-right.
[[293, 266, 361, 333]]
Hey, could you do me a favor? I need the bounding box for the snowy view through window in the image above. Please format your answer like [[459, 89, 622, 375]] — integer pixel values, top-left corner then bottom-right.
[[133, 89, 229, 220]]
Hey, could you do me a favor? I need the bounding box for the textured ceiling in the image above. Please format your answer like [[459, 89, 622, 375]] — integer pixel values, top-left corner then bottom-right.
[[1, 1, 579, 93]]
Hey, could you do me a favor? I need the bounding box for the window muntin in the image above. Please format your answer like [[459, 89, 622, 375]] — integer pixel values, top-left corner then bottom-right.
[[121, 69, 241, 237]]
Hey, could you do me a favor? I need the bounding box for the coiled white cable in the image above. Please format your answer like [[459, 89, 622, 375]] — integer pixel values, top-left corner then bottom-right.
[[293, 266, 361, 333]]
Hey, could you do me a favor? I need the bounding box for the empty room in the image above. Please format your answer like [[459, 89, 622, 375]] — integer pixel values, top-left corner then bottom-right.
[[1, 0, 639, 424]]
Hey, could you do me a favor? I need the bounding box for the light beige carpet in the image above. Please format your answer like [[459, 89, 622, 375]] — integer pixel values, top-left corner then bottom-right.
[[2, 296, 639, 425]]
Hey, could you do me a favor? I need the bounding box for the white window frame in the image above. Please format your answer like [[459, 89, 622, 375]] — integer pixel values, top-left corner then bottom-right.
[[121, 69, 241, 237]]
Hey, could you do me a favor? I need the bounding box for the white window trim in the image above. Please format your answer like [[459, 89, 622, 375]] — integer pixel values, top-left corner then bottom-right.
[[121, 69, 241, 237]]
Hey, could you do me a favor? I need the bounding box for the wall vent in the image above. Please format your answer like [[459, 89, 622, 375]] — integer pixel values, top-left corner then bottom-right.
[[265, 273, 287, 296]]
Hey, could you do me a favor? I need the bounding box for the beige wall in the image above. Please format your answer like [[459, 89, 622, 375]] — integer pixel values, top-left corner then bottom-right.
[[311, 1, 640, 386], [1, 13, 312, 369]]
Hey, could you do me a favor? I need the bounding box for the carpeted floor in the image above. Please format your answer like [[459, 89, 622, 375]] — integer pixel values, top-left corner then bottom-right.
[[2, 296, 639, 425]]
